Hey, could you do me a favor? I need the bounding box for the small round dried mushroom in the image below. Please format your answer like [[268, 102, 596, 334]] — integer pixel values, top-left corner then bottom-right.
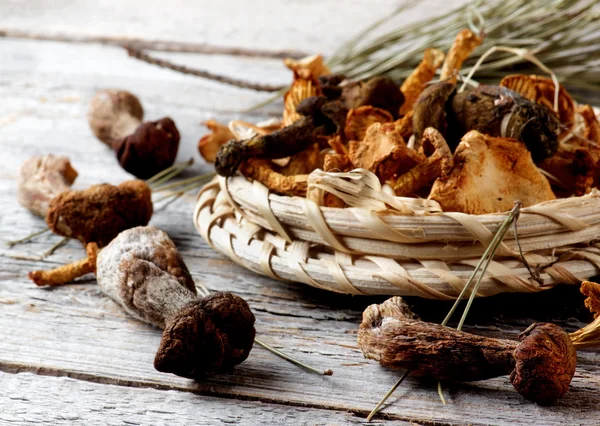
[[17, 154, 78, 217], [510, 323, 577, 406], [88, 89, 180, 179], [154, 292, 256, 379], [46, 180, 153, 247]]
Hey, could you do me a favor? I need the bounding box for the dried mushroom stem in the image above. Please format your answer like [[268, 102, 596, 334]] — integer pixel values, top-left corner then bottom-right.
[[29, 243, 98, 286], [439, 29, 483, 84], [359, 297, 577, 406], [569, 281, 600, 349]]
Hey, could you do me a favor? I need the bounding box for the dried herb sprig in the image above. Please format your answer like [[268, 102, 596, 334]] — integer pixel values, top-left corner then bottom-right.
[[328, 0, 600, 104]]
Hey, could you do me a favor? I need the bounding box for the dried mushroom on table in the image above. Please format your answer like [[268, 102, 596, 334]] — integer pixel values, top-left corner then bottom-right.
[[200, 29, 600, 215]]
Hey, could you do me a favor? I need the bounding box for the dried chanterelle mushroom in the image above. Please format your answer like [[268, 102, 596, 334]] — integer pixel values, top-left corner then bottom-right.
[[30, 226, 256, 378], [46, 179, 153, 247], [17, 154, 78, 217], [358, 297, 576, 405], [88, 89, 180, 179]]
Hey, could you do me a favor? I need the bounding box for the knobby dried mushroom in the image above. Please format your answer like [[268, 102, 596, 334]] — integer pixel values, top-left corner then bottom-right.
[[88, 89, 180, 179], [341, 76, 404, 119], [17, 154, 78, 217], [428, 131, 555, 214], [30, 226, 256, 379], [358, 297, 576, 405], [46, 179, 153, 246]]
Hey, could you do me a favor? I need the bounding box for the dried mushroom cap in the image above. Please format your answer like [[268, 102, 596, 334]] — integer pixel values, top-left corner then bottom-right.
[[283, 54, 330, 80], [240, 159, 308, 197], [428, 131, 556, 214], [342, 76, 404, 119], [344, 106, 393, 142], [400, 48, 445, 116], [96, 226, 196, 328], [500, 74, 576, 130], [88, 89, 144, 147], [17, 154, 78, 217], [348, 122, 424, 182], [510, 323, 576, 405], [46, 179, 153, 246], [450, 85, 560, 161], [198, 120, 235, 163], [114, 117, 180, 179], [154, 292, 256, 379], [581, 281, 600, 318]]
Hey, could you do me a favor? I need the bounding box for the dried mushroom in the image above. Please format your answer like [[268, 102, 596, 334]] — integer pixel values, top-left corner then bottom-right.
[[428, 131, 556, 214], [576, 104, 600, 144], [282, 55, 330, 127], [412, 81, 456, 154], [358, 297, 576, 405], [198, 120, 235, 163], [390, 127, 452, 196], [341, 76, 404, 119], [499, 74, 576, 131], [449, 85, 560, 161], [46, 179, 153, 246], [538, 146, 595, 197], [239, 159, 308, 197], [344, 106, 393, 141], [439, 29, 483, 83], [17, 154, 78, 217], [399, 48, 445, 116], [348, 122, 423, 182], [88, 89, 180, 179]]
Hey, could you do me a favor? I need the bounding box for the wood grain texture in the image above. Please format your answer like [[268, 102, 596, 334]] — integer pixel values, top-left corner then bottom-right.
[[1, 372, 420, 425], [0, 4, 599, 424]]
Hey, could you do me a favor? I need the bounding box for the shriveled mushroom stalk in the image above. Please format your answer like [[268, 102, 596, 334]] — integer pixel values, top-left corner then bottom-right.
[[88, 89, 181, 179], [29, 226, 332, 379], [359, 297, 577, 406]]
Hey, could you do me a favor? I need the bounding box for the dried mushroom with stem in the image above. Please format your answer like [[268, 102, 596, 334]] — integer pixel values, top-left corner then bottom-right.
[[358, 296, 577, 406], [29, 226, 333, 379], [88, 89, 180, 179]]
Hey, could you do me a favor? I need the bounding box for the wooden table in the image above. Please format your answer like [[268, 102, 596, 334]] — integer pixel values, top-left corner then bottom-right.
[[1, 1, 599, 424]]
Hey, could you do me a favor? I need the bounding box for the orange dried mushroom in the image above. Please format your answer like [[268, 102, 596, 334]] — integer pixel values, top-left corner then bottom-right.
[[322, 153, 353, 208], [198, 120, 235, 163], [576, 105, 600, 144], [282, 55, 330, 127], [390, 127, 452, 197], [538, 146, 595, 197], [399, 48, 445, 115], [500, 75, 575, 131], [348, 122, 424, 182], [344, 106, 393, 141], [439, 29, 483, 84], [429, 131, 556, 214], [239, 159, 308, 197]]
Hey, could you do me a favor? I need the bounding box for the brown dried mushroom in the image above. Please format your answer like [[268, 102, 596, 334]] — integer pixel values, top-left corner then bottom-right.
[[88, 89, 180, 179], [29, 226, 256, 379], [17, 154, 78, 217], [358, 297, 576, 405], [46, 179, 153, 246]]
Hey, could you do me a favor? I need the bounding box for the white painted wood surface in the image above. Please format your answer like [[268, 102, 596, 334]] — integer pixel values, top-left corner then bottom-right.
[[0, 1, 599, 425]]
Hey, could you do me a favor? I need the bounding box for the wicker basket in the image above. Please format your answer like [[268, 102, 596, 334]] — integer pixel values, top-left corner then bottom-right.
[[193, 163, 600, 299]]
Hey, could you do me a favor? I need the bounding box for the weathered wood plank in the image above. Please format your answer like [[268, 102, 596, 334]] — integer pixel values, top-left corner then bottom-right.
[[0, 26, 599, 426], [1, 371, 419, 425]]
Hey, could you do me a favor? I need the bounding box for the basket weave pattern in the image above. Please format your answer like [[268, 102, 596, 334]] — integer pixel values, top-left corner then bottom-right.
[[194, 168, 600, 299]]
